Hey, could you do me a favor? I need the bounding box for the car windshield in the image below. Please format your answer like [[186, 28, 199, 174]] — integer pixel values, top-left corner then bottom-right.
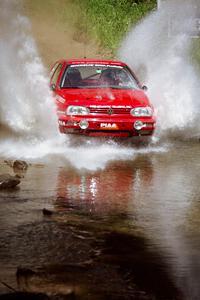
[[61, 64, 140, 89]]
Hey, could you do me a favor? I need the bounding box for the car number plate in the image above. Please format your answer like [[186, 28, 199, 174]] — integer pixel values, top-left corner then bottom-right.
[[100, 123, 119, 130]]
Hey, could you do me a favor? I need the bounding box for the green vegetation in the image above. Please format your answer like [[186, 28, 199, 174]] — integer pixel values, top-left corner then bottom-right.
[[192, 40, 200, 67], [190, 40, 200, 73], [76, 0, 156, 55]]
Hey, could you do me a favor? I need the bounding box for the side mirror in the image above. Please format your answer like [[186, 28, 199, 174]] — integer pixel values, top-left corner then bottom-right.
[[142, 85, 148, 91], [51, 83, 56, 91]]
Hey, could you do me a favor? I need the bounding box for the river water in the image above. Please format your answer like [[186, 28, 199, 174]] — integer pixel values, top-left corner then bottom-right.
[[1, 139, 200, 299]]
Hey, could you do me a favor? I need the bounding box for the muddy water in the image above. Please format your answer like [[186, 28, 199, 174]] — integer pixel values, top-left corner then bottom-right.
[[0, 141, 200, 299]]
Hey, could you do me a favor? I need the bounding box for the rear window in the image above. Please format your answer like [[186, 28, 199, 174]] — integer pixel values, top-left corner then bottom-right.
[[60, 64, 140, 89]]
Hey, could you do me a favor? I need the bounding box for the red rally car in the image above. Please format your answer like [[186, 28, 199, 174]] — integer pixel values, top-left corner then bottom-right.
[[50, 59, 156, 138]]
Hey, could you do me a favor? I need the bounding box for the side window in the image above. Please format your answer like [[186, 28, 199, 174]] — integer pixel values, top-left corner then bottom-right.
[[51, 64, 63, 86], [50, 62, 59, 78]]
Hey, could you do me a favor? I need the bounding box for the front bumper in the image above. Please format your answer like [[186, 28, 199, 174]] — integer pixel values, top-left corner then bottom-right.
[[58, 115, 156, 137]]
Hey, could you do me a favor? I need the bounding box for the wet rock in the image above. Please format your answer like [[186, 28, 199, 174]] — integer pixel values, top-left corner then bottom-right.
[[42, 208, 54, 216], [14, 174, 23, 179], [16, 267, 36, 278], [0, 174, 20, 189], [13, 160, 28, 171], [16, 266, 78, 299], [16, 268, 38, 292]]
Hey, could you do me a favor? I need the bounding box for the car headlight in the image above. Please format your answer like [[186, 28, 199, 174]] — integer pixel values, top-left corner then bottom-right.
[[130, 107, 153, 117], [66, 106, 90, 115]]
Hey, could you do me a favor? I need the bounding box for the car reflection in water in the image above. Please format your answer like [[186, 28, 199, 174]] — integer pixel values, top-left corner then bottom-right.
[[54, 158, 183, 299], [54, 158, 154, 217]]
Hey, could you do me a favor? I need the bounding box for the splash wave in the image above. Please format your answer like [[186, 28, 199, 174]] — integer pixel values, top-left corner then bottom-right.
[[119, 0, 200, 140]]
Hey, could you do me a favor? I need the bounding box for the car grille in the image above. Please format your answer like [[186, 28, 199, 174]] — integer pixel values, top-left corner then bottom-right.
[[89, 107, 131, 115]]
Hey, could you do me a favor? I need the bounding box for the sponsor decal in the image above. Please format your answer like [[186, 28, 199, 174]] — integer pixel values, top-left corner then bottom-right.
[[70, 64, 123, 69], [58, 120, 66, 126], [58, 120, 79, 126], [100, 123, 119, 130], [57, 110, 65, 115], [56, 96, 65, 104]]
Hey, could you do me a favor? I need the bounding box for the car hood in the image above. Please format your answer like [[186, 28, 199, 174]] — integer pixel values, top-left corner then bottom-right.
[[59, 88, 151, 107]]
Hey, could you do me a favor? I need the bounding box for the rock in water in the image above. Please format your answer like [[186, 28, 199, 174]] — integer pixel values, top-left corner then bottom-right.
[[42, 208, 53, 216], [0, 174, 21, 189], [13, 160, 28, 171]]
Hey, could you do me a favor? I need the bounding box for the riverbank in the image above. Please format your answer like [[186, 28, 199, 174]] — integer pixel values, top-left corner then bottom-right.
[[21, 0, 101, 68]]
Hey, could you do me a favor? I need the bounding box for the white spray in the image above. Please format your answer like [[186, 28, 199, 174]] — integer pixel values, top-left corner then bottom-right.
[[119, 0, 200, 139], [0, 0, 58, 138]]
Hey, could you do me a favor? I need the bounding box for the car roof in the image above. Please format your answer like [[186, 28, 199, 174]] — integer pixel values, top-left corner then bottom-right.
[[59, 58, 127, 67]]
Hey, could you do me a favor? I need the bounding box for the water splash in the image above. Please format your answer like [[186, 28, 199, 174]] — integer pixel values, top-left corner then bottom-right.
[[0, 0, 169, 170], [0, 0, 58, 138], [119, 0, 200, 139], [0, 0, 168, 170], [0, 135, 167, 170], [0, 0, 66, 165]]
